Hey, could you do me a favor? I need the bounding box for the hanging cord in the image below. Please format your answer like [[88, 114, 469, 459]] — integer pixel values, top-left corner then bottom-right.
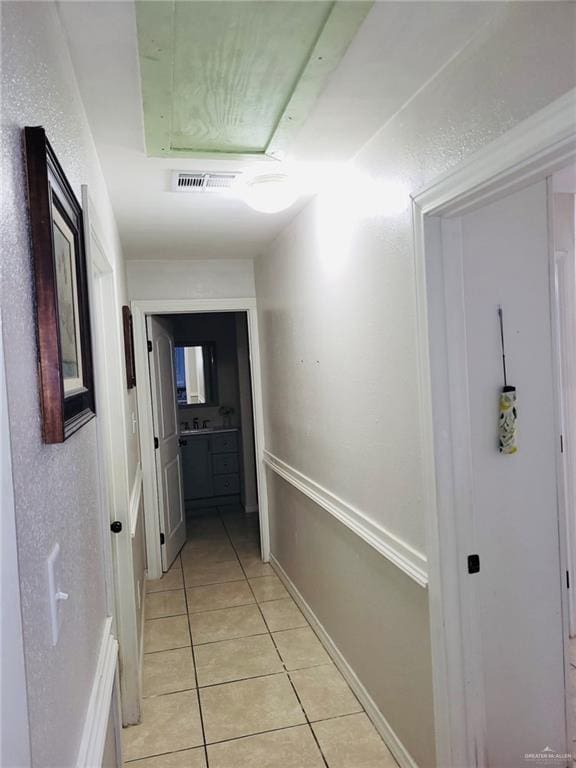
[[498, 305, 508, 389]]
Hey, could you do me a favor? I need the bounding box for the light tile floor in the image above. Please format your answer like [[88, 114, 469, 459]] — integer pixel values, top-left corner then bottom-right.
[[123, 506, 398, 767]]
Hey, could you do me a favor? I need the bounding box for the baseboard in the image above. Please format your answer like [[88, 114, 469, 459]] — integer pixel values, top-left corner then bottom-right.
[[137, 574, 147, 719], [270, 554, 420, 768], [76, 616, 118, 768]]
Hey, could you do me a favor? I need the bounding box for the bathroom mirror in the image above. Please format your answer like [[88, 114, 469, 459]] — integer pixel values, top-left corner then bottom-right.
[[174, 342, 217, 407]]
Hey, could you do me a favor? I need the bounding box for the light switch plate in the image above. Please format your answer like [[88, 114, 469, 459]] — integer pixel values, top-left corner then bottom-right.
[[47, 543, 68, 646]]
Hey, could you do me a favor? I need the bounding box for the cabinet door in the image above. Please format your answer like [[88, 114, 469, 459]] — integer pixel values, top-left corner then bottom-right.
[[181, 437, 213, 500]]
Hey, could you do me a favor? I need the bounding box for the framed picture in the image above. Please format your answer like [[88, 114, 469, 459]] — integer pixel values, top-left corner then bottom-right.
[[24, 126, 95, 443], [122, 305, 136, 389]]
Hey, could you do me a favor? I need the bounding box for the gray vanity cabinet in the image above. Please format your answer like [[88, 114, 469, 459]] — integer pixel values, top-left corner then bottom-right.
[[181, 436, 213, 500], [181, 429, 240, 505]]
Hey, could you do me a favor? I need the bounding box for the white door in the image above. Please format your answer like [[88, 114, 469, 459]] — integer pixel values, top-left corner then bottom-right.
[[455, 179, 568, 765], [147, 316, 186, 569], [83, 188, 138, 729]]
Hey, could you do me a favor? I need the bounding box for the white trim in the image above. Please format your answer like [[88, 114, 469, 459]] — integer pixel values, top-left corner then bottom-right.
[[83, 187, 141, 725], [76, 617, 118, 768], [411, 90, 576, 767], [414, 88, 576, 217], [132, 298, 269, 579], [270, 555, 418, 768], [129, 462, 143, 539], [264, 450, 428, 587]]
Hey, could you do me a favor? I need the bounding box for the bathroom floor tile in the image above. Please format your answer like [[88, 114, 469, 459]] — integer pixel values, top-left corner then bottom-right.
[[144, 616, 190, 653], [146, 564, 184, 593], [206, 725, 325, 768], [189, 604, 268, 645], [195, 633, 283, 687], [145, 590, 186, 619], [183, 559, 245, 587], [200, 673, 305, 743], [272, 627, 331, 670], [143, 647, 196, 696], [289, 664, 362, 721], [187, 581, 255, 614], [126, 747, 206, 768], [312, 714, 398, 768], [248, 575, 289, 602], [122, 690, 203, 760], [259, 598, 307, 632]]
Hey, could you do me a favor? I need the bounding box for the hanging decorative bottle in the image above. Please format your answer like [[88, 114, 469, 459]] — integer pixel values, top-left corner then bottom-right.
[[497, 306, 518, 454]]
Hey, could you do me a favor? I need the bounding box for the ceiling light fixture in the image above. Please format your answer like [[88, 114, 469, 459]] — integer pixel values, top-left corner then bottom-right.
[[239, 171, 299, 214]]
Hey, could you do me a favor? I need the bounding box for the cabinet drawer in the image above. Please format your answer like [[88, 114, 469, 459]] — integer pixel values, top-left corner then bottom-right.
[[213, 473, 240, 496], [212, 453, 239, 475], [211, 432, 238, 454]]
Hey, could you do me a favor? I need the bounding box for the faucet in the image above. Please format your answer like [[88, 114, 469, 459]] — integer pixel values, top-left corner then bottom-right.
[[202, 419, 211, 429], [192, 417, 200, 430]]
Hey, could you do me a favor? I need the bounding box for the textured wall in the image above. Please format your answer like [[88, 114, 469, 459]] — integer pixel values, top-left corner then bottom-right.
[[126, 259, 255, 300], [255, 2, 576, 765], [0, 3, 128, 765]]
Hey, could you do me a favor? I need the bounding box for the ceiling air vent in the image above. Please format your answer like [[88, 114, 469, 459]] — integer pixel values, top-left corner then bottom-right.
[[171, 171, 240, 192]]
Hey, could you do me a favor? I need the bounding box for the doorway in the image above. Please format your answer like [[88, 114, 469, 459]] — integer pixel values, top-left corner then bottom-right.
[[132, 299, 270, 582], [551, 161, 576, 757], [147, 310, 261, 571], [414, 94, 576, 767]]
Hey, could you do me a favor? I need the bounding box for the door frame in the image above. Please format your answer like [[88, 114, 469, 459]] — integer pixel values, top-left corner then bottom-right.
[[83, 187, 141, 728], [132, 298, 270, 580], [411, 89, 576, 766]]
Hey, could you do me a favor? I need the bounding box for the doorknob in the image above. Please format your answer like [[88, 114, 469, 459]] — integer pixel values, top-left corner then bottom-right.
[[178, 438, 187, 447], [110, 521, 122, 533]]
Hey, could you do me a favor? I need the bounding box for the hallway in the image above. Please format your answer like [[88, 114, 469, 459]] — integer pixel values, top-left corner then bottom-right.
[[123, 508, 397, 767]]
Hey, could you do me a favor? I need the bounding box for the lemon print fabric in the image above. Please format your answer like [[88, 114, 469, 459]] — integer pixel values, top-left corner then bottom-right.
[[499, 386, 518, 454]]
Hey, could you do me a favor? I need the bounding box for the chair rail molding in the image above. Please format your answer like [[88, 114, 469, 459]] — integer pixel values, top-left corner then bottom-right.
[[76, 616, 118, 768], [264, 450, 428, 587]]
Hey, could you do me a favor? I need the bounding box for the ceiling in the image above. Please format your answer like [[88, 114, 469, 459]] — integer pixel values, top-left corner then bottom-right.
[[58, 1, 498, 261], [136, 1, 371, 159]]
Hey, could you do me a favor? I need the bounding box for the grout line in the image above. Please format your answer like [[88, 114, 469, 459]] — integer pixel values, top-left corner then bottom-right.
[[180, 554, 211, 768], [139, 512, 332, 764], [191, 630, 271, 648], [204, 721, 317, 748], [187, 599, 256, 616], [144, 644, 191, 655], [217, 509, 331, 763], [124, 745, 206, 764]]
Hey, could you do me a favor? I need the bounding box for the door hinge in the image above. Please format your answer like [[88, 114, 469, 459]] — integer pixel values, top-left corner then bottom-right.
[[467, 554, 480, 574], [147, 340, 153, 353], [567, 570, 570, 589], [154, 436, 159, 449], [160, 532, 165, 545], [561, 434, 564, 453]]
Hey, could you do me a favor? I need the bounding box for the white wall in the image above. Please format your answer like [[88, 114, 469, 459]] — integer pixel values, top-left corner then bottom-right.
[[0, 3, 132, 764], [255, 3, 576, 765], [127, 259, 255, 300], [1, 309, 32, 766]]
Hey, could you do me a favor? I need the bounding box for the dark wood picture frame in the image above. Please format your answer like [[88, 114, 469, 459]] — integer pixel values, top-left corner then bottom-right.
[[24, 126, 95, 443], [122, 305, 137, 389]]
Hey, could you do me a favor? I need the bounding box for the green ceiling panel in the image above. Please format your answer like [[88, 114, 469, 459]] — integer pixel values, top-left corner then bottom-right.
[[136, 0, 372, 159]]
